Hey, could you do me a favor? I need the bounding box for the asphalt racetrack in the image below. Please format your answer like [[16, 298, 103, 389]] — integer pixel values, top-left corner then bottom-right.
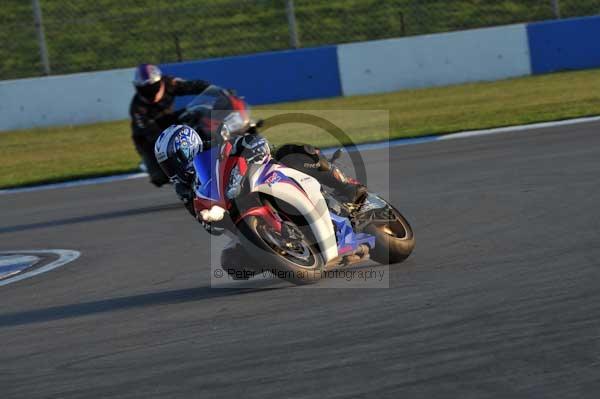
[[1, 122, 599, 398]]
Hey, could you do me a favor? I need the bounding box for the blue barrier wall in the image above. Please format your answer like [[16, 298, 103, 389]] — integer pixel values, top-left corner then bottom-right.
[[528, 15, 600, 74], [160, 46, 342, 110]]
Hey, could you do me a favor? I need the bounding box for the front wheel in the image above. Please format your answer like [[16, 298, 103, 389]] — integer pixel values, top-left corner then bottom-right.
[[365, 204, 415, 265], [237, 216, 324, 285]]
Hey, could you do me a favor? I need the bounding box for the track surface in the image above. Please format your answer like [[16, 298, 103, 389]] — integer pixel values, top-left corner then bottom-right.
[[1, 123, 599, 398]]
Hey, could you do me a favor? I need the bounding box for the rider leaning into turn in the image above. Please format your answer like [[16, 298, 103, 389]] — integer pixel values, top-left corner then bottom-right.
[[153, 125, 367, 225], [129, 64, 211, 187]]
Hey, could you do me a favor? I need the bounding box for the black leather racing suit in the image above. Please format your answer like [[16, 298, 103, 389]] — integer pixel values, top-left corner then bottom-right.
[[130, 76, 211, 186]]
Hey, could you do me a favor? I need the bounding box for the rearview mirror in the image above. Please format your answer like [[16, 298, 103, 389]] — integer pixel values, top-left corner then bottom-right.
[[330, 148, 343, 163]]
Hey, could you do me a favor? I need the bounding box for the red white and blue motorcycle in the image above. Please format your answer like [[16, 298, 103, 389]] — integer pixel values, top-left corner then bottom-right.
[[179, 86, 415, 284]]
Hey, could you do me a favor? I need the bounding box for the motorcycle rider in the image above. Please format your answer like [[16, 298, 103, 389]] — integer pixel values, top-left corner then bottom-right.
[[154, 124, 367, 223], [154, 124, 266, 220], [130, 63, 211, 187]]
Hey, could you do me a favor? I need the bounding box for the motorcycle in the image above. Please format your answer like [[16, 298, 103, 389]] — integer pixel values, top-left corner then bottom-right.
[[179, 86, 415, 284]]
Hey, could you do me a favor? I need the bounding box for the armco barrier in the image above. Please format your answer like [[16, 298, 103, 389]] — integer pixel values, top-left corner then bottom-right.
[[0, 68, 134, 131], [528, 15, 600, 74], [337, 24, 532, 96]]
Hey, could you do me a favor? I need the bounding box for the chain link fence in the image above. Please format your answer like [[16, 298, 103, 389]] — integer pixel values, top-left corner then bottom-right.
[[2, 0, 600, 80]]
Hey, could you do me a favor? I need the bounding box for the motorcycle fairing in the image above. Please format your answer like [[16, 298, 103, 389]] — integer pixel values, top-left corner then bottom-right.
[[249, 161, 339, 263], [193, 145, 221, 202], [192, 142, 241, 212], [330, 212, 376, 255]]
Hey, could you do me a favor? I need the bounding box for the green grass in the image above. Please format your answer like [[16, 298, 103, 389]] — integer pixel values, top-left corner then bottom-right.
[[2, 0, 600, 79], [2, 68, 600, 189]]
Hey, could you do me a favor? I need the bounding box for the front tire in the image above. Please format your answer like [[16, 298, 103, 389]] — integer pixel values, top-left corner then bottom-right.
[[237, 216, 324, 285], [365, 205, 415, 264]]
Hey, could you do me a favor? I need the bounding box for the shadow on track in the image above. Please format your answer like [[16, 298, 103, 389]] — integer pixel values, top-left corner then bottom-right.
[[0, 283, 285, 328], [0, 203, 182, 235]]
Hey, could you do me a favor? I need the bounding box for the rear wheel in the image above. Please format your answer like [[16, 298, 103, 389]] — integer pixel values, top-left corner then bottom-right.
[[365, 205, 415, 264], [237, 215, 324, 285]]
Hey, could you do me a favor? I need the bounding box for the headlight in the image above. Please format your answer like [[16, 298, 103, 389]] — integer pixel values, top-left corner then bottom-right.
[[219, 124, 231, 142], [226, 164, 243, 199], [223, 112, 246, 133]]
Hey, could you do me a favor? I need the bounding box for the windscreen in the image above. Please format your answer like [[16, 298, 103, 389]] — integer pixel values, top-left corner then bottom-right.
[[183, 85, 250, 137], [185, 85, 225, 111]]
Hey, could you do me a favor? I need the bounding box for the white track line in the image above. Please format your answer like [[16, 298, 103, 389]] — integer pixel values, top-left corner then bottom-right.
[[0, 250, 81, 287], [0, 173, 147, 195], [436, 115, 600, 140], [2, 115, 599, 195]]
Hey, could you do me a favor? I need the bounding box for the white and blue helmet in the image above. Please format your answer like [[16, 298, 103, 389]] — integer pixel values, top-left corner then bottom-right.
[[154, 125, 203, 183]]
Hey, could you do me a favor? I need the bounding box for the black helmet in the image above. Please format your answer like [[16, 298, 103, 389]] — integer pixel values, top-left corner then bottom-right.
[[154, 125, 203, 183], [133, 64, 163, 102]]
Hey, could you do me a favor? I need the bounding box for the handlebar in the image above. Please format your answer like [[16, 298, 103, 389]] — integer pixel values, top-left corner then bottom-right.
[[329, 148, 343, 164]]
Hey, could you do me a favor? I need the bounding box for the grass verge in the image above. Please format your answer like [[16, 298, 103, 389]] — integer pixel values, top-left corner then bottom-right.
[[2, 68, 600, 189]]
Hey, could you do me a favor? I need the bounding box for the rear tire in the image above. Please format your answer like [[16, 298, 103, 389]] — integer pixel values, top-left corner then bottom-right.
[[237, 216, 324, 285], [365, 205, 415, 265]]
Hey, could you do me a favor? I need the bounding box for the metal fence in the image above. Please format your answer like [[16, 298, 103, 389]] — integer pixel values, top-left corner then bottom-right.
[[2, 0, 600, 80]]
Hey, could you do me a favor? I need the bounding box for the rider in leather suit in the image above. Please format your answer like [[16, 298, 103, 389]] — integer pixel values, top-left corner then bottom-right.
[[130, 64, 211, 187], [154, 125, 367, 223]]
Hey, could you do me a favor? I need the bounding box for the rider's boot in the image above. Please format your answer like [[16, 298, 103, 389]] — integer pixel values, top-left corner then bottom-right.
[[335, 180, 368, 205], [319, 159, 367, 205]]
